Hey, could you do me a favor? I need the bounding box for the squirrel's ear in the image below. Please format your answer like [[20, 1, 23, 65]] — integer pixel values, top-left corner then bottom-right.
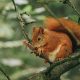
[[33, 27, 36, 32], [39, 27, 44, 34]]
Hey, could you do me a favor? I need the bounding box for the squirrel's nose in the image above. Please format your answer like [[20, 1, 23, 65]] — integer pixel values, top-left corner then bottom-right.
[[34, 47, 38, 50]]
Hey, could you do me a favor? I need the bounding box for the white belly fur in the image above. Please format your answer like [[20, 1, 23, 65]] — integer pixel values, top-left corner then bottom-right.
[[48, 44, 62, 62]]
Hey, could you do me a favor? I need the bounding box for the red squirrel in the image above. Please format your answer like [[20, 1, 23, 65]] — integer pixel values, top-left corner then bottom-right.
[[24, 17, 80, 63]]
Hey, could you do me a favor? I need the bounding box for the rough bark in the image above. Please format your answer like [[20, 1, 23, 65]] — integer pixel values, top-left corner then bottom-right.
[[26, 52, 80, 80]]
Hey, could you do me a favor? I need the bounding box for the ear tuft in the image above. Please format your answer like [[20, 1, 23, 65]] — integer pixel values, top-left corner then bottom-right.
[[33, 27, 36, 32], [39, 27, 44, 34]]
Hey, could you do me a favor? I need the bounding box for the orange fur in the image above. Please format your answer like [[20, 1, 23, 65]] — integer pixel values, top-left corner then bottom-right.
[[32, 27, 72, 63], [44, 17, 80, 46]]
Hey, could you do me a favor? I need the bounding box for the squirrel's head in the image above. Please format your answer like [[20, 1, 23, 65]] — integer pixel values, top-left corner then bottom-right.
[[32, 27, 46, 49]]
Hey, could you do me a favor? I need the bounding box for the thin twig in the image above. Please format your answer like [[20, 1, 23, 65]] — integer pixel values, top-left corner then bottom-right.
[[18, 14, 31, 42], [11, 0, 31, 42], [11, 0, 17, 11], [68, 0, 80, 17], [0, 67, 10, 80], [43, 3, 57, 18]]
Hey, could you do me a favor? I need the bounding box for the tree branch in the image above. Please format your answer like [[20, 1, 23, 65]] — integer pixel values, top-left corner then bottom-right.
[[46, 52, 80, 74], [26, 52, 80, 80], [48, 53, 80, 80]]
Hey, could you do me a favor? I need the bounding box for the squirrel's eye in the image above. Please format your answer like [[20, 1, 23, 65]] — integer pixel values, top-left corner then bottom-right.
[[38, 37, 41, 41]]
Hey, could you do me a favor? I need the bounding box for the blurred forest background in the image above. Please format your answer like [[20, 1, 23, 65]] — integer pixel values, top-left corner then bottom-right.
[[0, 0, 80, 80]]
